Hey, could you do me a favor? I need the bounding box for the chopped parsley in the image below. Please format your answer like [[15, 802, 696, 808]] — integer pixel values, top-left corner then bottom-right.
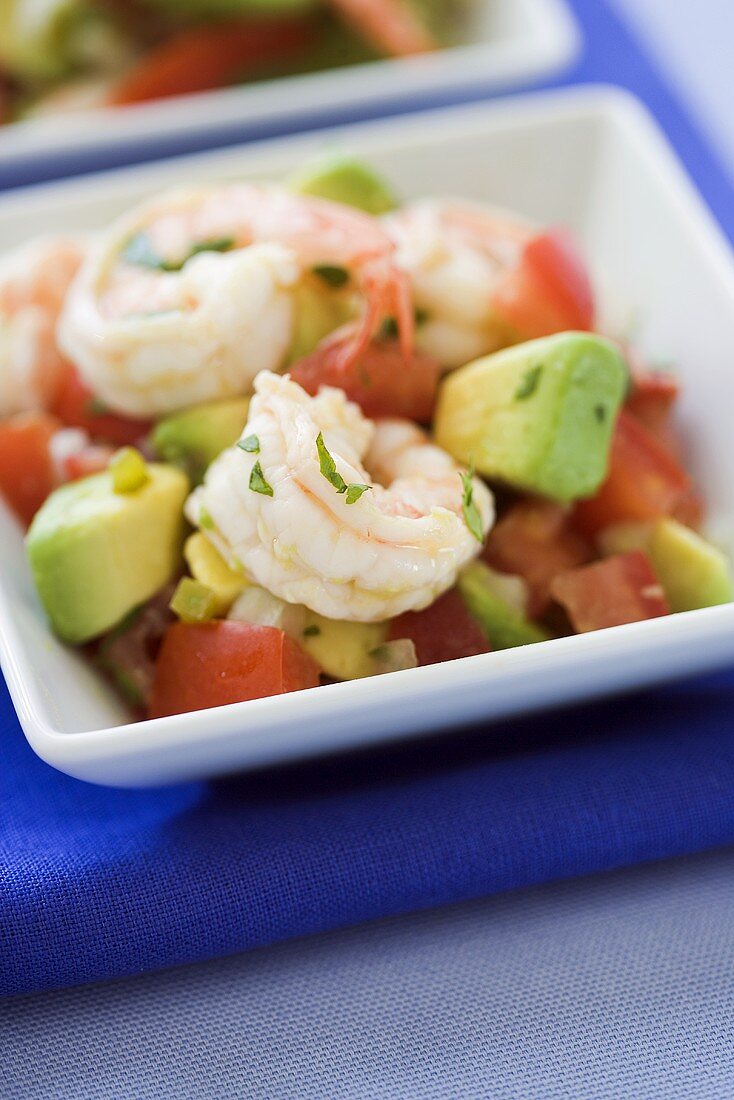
[[380, 307, 429, 340], [460, 467, 484, 543], [85, 396, 109, 417], [121, 232, 235, 273], [238, 434, 260, 454], [514, 364, 543, 401], [303, 624, 321, 638], [316, 433, 372, 503], [594, 404, 607, 423], [368, 644, 390, 661], [249, 461, 274, 497], [345, 483, 371, 505], [312, 264, 350, 288], [199, 506, 215, 531]]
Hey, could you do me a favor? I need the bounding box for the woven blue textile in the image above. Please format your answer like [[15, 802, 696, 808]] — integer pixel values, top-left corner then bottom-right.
[[2, 0, 734, 997]]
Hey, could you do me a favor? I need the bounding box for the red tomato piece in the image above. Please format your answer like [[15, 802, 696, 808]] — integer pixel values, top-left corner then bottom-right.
[[483, 500, 593, 618], [291, 333, 440, 422], [0, 413, 59, 525], [149, 621, 320, 719], [52, 363, 151, 446], [61, 445, 114, 482], [108, 19, 313, 106], [388, 589, 490, 666], [492, 229, 595, 340], [572, 410, 692, 538], [550, 550, 670, 633], [625, 364, 680, 453]]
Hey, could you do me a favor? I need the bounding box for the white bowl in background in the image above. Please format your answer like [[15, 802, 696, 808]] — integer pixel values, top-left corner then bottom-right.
[[1, 85, 733, 787], [0, 0, 579, 177]]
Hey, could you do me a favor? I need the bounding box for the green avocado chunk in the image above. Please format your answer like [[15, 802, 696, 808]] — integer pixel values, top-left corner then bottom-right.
[[27, 464, 189, 645], [457, 562, 550, 650], [648, 519, 734, 613], [287, 154, 397, 215], [152, 398, 250, 486], [434, 333, 627, 503]]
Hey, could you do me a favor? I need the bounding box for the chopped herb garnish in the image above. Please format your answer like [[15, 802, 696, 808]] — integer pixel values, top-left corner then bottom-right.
[[316, 432, 347, 494], [594, 404, 607, 423], [368, 644, 390, 661], [85, 396, 109, 417], [199, 506, 215, 531], [357, 366, 372, 389], [345, 483, 371, 505], [415, 307, 429, 326], [460, 467, 484, 543], [312, 264, 350, 288], [303, 624, 321, 638], [238, 434, 260, 454], [380, 316, 399, 339], [249, 461, 274, 497], [514, 364, 543, 401], [121, 232, 235, 273]]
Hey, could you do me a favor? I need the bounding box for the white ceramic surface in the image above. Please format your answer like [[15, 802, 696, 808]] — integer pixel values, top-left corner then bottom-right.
[[1, 86, 733, 787], [0, 0, 579, 173]]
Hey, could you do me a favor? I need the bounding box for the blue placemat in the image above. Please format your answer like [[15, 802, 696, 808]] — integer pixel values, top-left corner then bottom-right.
[[2, 0, 734, 996]]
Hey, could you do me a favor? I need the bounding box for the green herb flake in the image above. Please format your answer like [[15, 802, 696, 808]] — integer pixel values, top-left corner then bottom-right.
[[345, 483, 371, 505], [316, 432, 347, 494], [249, 460, 274, 497], [238, 434, 260, 454], [312, 264, 350, 289], [414, 307, 429, 326], [514, 364, 543, 401], [594, 404, 607, 423], [380, 316, 399, 339], [85, 396, 109, 417], [460, 468, 484, 543], [368, 644, 390, 661], [121, 232, 234, 273], [199, 506, 215, 531], [357, 366, 372, 389], [303, 624, 321, 638]]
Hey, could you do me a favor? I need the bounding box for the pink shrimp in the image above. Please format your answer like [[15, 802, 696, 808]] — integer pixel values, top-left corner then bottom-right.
[[60, 183, 413, 416]]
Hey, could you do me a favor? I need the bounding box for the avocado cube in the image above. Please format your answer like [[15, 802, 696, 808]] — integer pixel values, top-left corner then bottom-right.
[[184, 532, 246, 615], [300, 613, 387, 680], [287, 154, 397, 215], [648, 519, 733, 612], [435, 333, 627, 503], [287, 276, 353, 365], [152, 398, 250, 486], [458, 562, 549, 650], [27, 464, 189, 644]]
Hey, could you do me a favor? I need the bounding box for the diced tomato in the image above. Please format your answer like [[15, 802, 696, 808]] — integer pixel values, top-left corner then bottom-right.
[[0, 413, 59, 525], [625, 363, 680, 454], [108, 18, 313, 106], [572, 410, 692, 538], [61, 445, 114, 482], [52, 363, 151, 446], [673, 484, 705, 530], [388, 589, 490, 666], [149, 621, 320, 719], [492, 229, 595, 340], [483, 500, 593, 618], [291, 332, 440, 422], [550, 550, 669, 632]]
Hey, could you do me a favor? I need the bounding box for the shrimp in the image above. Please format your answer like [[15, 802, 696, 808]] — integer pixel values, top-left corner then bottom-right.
[[384, 198, 532, 369], [327, 0, 436, 56], [58, 183, 413, 418], [186, 370, 493, 622], [0, 236, 86, 418]]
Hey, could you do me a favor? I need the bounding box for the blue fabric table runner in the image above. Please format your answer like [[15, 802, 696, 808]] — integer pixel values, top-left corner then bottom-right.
[[2, 0, 734, 996]]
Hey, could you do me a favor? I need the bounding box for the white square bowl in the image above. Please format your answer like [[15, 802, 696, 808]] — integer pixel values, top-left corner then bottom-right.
[[2, 85, 734, 788], [0, 0, 579, 178]]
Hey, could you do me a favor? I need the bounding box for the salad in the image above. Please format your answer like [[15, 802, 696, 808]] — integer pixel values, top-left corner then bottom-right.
[[0, 0, 453, 122], [0, 154, 731, 721]]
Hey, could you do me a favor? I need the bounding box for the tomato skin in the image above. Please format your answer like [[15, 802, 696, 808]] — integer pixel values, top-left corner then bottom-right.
[[0, 413, 59, 525], [52, 364, 151, 447], [149, 621, 320, 719], [388, 589, 491, 665], [483, 500, 592, 617], [572, 410, 691, 538], [492, 230, 595, 340], [625, 365, 680, 454], [291, 334, 440, 422], [108, 19, 312, 106], [61, 445, 114, 482], [550, 550, 670, 633]]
